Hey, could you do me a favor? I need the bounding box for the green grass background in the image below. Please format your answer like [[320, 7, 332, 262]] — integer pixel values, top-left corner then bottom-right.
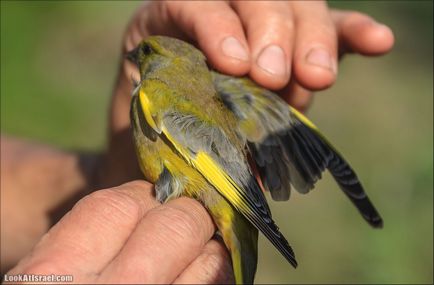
[[1, 1, 432, 284]]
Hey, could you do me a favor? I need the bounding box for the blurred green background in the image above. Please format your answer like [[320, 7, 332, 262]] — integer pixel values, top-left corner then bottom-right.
[[1, 1, 432, 284]]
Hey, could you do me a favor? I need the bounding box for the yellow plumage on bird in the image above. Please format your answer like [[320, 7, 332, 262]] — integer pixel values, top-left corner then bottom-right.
[[127, 36, 382, 284]]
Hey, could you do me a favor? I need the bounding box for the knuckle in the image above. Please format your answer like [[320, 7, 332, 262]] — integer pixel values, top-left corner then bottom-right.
[[298, 19, 337, 48], [258, 6, 294, 32], [196, 249, 233, 283], [196, 10, 240, 34], [166, 2, 238, 27], [148, 205, 200, 240], [75, 189, 142, 222], [164, 0, 184, 19], [259, 13, 294, 34], [302, 16, 335, 35], [201, 251, 225, 274], [283, 18, 296, 34], [120, 180, 153, 192]]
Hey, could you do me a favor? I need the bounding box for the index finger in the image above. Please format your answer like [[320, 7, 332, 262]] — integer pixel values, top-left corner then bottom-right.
[[8, 181, 159, 279], [98, 197, 216, 284], [160, 1, 251, 76]]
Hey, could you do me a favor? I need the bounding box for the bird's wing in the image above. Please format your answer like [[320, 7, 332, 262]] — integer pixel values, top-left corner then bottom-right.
[[212, 71, 383, 228], [133, 83, 297, 266], [160, 110, 298, 268]]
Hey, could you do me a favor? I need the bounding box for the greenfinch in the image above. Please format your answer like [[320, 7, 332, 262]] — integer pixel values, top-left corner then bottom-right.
[[127, 36, 382, 284]]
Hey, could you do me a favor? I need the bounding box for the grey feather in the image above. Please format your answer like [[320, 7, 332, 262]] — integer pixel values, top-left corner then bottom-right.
[[162, 111, 269, 212], [155, 167, 173, 203], [161, 110, 299, 264], [213, 71, 383, 227], [163, 111, 251, 184]]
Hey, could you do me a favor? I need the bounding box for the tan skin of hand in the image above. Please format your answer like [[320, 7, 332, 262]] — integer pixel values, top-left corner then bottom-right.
[[2, 1, 394, 283]]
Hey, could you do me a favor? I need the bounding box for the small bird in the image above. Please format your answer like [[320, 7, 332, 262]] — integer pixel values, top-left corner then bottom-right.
[[127, 36, 382, 284]]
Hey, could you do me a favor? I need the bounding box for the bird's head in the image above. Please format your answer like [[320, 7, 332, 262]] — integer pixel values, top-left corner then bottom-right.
[[126, 35, 206, 80]]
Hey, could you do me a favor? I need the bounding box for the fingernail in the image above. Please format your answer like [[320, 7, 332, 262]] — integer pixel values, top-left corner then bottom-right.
[[306, 48, 337, 73], [257, 44, 287, 76], [221, 36, 249, 61]]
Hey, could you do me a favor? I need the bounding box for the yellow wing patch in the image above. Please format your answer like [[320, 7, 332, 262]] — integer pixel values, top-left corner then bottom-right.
[[194, 152, 244, 207], [161, 126, 249, 213], [139, 88, 161, 133], [289, 106, 319, 131]]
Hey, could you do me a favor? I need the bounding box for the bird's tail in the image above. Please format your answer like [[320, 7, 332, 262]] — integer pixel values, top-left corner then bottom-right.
[[208, 196, 259, 284]]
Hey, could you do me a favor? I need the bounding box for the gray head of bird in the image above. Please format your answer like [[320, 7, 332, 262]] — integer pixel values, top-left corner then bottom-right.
[[126, 35, 207, 82]]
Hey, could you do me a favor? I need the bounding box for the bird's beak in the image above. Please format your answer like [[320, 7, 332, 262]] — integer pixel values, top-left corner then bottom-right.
[[126, 46, 139, 65]]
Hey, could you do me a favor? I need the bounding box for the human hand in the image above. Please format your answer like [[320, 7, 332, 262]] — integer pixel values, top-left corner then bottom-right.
[[6, 181, 233, 284], [101, 0, 394, 187], [120, 1, 395, 110]]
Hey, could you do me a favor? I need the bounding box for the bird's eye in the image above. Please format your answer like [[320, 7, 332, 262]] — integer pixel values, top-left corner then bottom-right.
[[142, 44, 152, 55]]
